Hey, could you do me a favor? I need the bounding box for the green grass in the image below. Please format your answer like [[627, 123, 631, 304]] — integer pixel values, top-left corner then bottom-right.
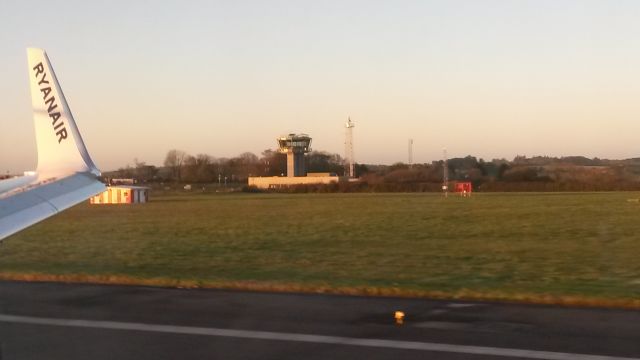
[[2, 192, 640, 305]]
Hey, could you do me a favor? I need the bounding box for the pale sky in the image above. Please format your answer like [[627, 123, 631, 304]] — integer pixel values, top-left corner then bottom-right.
[[1, 0, 640, 173]]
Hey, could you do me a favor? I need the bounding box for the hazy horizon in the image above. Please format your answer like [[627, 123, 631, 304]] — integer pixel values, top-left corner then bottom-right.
[[2, 0, 640, 174]]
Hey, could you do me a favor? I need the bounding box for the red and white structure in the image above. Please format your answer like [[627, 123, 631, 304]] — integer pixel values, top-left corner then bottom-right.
[[454, 182, 472, 197], [90, 186, 149, 204]]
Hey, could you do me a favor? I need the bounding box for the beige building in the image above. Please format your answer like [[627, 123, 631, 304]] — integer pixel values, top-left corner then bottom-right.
[[248, 174, 340, 189]]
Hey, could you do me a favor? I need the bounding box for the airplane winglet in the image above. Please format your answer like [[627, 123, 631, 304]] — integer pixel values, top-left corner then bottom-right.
[[27, 48, 100, 179]]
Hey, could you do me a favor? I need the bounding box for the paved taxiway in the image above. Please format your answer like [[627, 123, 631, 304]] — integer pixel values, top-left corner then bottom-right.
[[0, 281, 638, 359]]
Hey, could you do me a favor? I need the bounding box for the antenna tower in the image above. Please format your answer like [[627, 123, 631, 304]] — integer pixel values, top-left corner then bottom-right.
[[443, 148, 449, 197], [344, 117, 355, 178], [408, 139, 413, 168]]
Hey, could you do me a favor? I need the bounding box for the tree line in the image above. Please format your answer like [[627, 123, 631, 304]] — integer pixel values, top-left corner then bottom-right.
[[105, 150, 640, 192], [106, 149, 346, 184]]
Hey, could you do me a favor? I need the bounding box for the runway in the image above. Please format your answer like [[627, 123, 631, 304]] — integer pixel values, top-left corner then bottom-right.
[[0, 281, 638, 359]]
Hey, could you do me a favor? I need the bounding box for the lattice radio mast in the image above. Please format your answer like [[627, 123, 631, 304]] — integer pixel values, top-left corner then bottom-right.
[[408, 139, 413, 168], [443, 148, 449, 197], [344, 117, 355, 178]]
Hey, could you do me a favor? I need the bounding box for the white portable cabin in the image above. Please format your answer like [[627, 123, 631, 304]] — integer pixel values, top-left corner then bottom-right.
[[90, 186, 149, 204]]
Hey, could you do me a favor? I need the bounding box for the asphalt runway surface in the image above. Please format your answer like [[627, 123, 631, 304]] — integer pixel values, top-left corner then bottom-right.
[[0, 281, 638, 360]]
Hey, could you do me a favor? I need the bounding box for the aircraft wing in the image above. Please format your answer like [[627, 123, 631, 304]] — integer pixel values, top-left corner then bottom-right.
[[0, 48, 105, 242], [0, 173, 105, 240]]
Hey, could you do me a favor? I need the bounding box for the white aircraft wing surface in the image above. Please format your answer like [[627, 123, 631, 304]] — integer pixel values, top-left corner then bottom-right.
[[0, 48, 105, 241], [0, 173, 105, 240]]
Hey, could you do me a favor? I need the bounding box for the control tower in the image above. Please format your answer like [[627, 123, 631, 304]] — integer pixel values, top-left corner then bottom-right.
[[277, 133, 312, 177]]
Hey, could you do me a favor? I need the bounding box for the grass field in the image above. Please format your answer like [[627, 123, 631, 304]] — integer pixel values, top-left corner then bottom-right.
[[2, 192, 640, 307]]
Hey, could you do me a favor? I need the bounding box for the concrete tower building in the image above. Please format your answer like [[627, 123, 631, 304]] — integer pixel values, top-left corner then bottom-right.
[[248, 133, 339, 189], [277, 134, 312, 177]]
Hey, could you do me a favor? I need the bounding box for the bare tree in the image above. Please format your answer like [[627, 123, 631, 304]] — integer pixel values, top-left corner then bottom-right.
[[164, 149, 187, 182], [260, 149, 286, 176], [181, 155, 197, 183], [133, 158, 158, 182], [195, 154, 215, 182]]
